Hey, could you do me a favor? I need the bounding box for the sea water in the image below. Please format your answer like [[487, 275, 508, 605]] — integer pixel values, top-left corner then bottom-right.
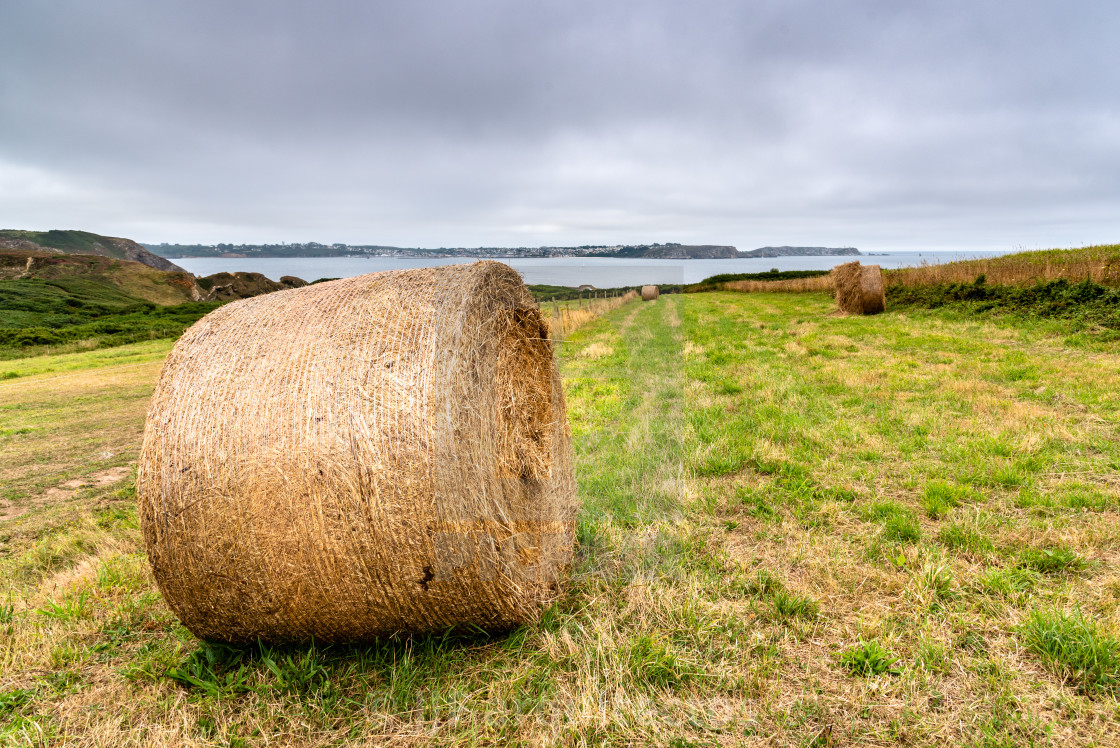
[[173, 250, 1015, 287]]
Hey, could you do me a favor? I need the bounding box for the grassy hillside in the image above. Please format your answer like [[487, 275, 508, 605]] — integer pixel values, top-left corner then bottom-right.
[[0, 277, 218, 355], [1, 230, 128, 257], [0, 230, 185, 273], [888, 243, 1120, 288], [1, 293, 1117, 745], [0, 252, 209, 358], [1, 250, 199, 306], [888, 277, 1120, 342], [0, 253, 318, 357]]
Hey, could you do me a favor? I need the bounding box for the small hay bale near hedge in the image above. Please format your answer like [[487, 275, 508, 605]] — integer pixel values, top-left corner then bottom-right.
[[832, 261, 885, 314], [138, 261, 577, 643], [641, 285, 659, 301]]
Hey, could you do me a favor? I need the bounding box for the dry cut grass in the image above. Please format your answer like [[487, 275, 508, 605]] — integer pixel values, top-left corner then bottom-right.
[[542, 290, 639, 339], [722, 275, 833, 294]]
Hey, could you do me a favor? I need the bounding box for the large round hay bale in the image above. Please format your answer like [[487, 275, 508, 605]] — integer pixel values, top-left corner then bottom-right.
[[832, 261, 864, 314], [138, 262, 577, 643], [859, 264, 886, 314], [641, 285, 658, 301]]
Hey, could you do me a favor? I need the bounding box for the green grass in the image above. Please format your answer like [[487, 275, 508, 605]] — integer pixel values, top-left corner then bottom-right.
[[922, 481, 971, 518], [0, 229, 129, 257], [889, 277, 1120, 338], [938, 520, 996, 556], [0, 278, 217, 355], [861, 500, 922, 543], [1017, 609, 1120, 694], [1, 291, 1119, 745]]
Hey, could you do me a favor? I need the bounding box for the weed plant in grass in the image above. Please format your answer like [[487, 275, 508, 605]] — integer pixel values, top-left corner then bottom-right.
[[839, 640, 902, 677], [918, 564, 957, 601], [860, 500, 922, 543], [769, 590, 819, 621], [921, 481, 972, 518]]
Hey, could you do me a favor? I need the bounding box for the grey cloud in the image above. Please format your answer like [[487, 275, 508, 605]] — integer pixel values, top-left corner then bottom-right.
[[1, 0, 1118, 248]]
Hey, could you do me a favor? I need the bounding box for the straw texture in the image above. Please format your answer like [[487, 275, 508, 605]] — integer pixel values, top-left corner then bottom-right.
[[859, 264, 886, 314], [137, 261, 577, 643], [641, 285, 659, 301], [833, 262, 863, 313], [832, 261, 885, 314]]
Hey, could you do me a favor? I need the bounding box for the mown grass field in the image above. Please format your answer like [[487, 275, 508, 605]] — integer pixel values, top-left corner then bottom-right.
[[1, 292, 1119, 746]]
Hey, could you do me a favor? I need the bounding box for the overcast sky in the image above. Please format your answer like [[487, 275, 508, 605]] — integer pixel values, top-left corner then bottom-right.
[[1, 1, 1117, 250]]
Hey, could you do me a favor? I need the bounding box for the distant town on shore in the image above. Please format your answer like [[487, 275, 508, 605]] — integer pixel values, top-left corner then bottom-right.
[[145, 242, 861, 260]]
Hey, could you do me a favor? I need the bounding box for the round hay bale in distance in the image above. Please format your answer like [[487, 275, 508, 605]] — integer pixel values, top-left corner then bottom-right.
[[832, 261, 886, 315], [859, 264, 885, 314], [641, 285, 659, 301], [832, 261, 864, 314], [138, 261, 578, 643]]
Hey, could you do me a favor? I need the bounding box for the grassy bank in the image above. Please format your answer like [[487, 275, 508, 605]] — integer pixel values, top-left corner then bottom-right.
[[888, 277, 1120, 343], [0, 277, 217, 360], [1, 293, 1118, 745], [887, 244, 1120, 288], [722, 245, 1120, 297]]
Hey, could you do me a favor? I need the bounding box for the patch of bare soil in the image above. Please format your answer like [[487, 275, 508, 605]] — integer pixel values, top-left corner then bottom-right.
[[0, 465, 133, 523], [0, 499, 27, 522]]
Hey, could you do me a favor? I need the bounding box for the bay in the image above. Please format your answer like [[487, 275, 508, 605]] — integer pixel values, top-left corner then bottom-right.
[[173, 250, 1016, 287]]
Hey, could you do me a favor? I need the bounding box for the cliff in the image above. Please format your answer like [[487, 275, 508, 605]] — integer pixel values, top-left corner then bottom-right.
[[648, 244, 739, 259], [741, 246, 860, 258]]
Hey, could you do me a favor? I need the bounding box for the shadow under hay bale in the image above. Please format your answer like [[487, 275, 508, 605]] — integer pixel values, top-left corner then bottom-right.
[[641, 285, 659, 301], [832, 261, 885, 315], [138, 262, 577, 644]]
